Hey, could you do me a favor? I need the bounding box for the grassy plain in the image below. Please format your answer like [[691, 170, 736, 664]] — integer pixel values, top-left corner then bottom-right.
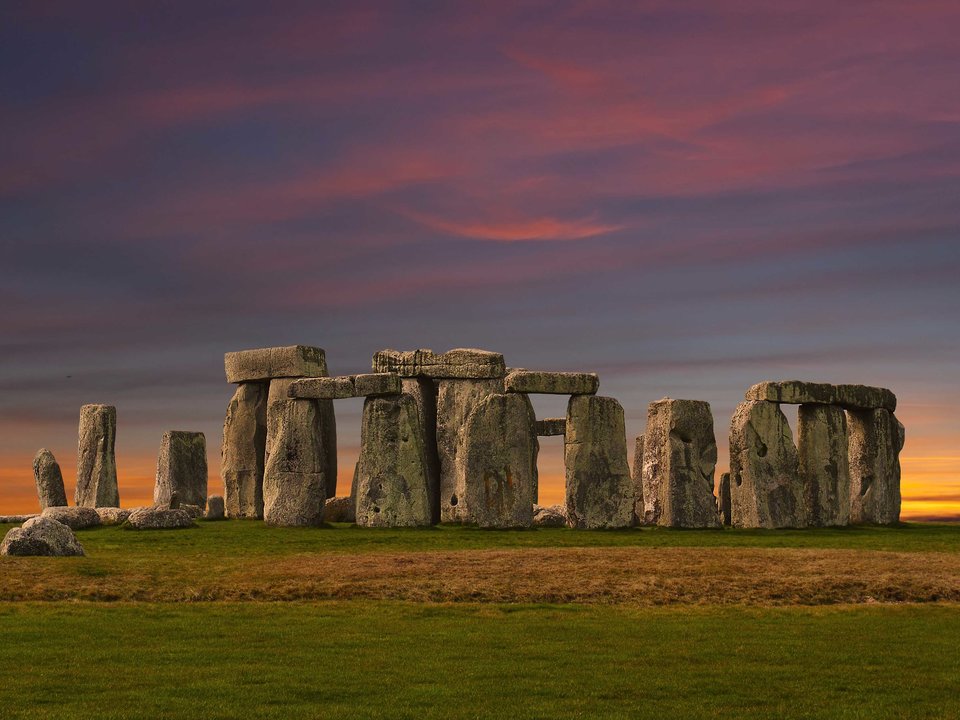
[[1, 521, 958, 718]]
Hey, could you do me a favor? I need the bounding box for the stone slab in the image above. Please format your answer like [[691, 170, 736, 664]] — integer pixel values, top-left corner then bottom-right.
[[402, 377, 441, 524], [373, 348, 506, 379], [848, 408, 902, 525], [718, 472, 731, 526], [504, 370, 599, 395], [225, 345, 327, 384], [288, 373, 402, 399], [34, 448, 67, 510], [221, 382, 268, 519], [75, 404, 119, 508], [745, 381, 896, 412], [154, 431, 208, 510], [799, 403, 851, 527], [534, 418, 566, 436]]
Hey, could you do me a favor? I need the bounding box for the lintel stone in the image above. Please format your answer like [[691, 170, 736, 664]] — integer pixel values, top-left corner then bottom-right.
[[505, 370, 599, 395], [225, 345, 327, 384], [288, 373, 402, 399], [535, 418, 566, 436], [372, 348, 505, 379], [745, 380, 896, 412]]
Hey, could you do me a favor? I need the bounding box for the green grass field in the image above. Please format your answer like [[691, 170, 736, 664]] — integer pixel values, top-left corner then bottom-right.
[[1, 521, 959, 718]]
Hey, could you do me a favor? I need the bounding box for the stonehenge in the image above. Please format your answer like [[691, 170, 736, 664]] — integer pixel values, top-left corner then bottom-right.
[[33, 448, 67, 509], [76, 404, 119, 508]]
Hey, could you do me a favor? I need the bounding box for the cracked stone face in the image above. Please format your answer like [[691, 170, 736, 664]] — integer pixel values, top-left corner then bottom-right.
[[798, 403, 850, 527], [847, 408, 902, 524]]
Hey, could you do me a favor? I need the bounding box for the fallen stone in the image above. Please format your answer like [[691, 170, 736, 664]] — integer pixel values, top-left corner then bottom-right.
[[641, 399, 721, 529], [718, 472, 732, 526], [95, 507, 132, 526], [41, 506, 101, 530], [205, 495, 225, 520], [564, 395, 634, 529], [355, 394, 432, 527], [456, 393, 538, 528], [533, 504, 567, 528], [373, 348, 506, 379], [848, 408, 903, 525], [535, 418, 566, 436], [154, 431, 208, 510], [33, 448, 67, 510], [632, 434, 647, 525], [222, 382, 268, 520], [126, 507, 195, 530], [262, 380, 328, 527], [729, 401, 805, 528], [225, 345, 328, 384], [504, 370, 599, 395], [437, 378, 505, 522], [1, 517, 85, 557], [288, 376, 355, 399], [402, 377, 441, 524], [324, 495, 356, 523], [178, 504, 204, 519], [745, 381, 896, 412], [0, 515, 38, 524], [798, 403, 851, 527], [76, 404, 119, 508]]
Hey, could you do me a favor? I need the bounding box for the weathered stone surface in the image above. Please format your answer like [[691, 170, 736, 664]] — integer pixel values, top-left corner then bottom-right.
[[33, 448, 67, 509], [745, 381, 896, 412], [288, 376, 355, 399], [353, 373, 403, 397], [41, 506, 101, 530], [564, 395, 633, 529], [262, 380, 328, 527], [225, 345, 327, 384], [324, 496, 356, 523], [402, 378, 440, 524], [535, 418, 566, 436], [718, 472, 732, 526], [76, 404, 119, 508], [127, 507, 195, 529], [641, 399, 720, 529], [437, 378, 505, 522], [222, 382, 268, 520], [729, 401, 805, 529], [373, 348, 506, 379], [0, 515, 38, 524], [96, 507, 132, 526], [632, 434, 647, 525], [455, 393, 538, 528], [533, 504, 567, 527], [1, 517, 85, 557], [798, 403, 851, 527], [504, 370, 599, 395], [205, 495, 225, 520], [355, 395, 432, 527], [154, 431, 208, 510], [848, 409, 902, 525]]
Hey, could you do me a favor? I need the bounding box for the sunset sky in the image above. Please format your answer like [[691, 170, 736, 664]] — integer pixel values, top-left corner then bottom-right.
[[2, 1, 958, 518]]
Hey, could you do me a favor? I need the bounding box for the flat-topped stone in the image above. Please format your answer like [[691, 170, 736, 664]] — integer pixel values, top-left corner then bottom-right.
[[288, 373, 402, 399], [535, 418, 566, 436], [225, 345, 327, 383], [0, 515, 38, 524], [373, 348, 506, 379], [745, 381, 896, 412], [505, 370, 599, 395]]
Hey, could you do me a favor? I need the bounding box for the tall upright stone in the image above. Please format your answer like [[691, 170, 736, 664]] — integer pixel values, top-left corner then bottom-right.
[[75, 404, 119, 508], [717, 472, 732, 526], [355, 394, 432, 527], [729, 401, 805, 528], [262, 379, 327, 527], [564, 395, 633, 529], [641, 399, 720, 528], [454, 393, 537, 528], [631, 435, 646, 525], [798, 403, 850, 527], [222, 382, 268, 519], [848, 408, 903, 525], [401, 377, 441, 524], [33, 449, 67, 509], [154, 431, 208, 509]]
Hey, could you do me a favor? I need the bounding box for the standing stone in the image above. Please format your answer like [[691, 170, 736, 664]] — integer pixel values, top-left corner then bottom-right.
[[154, 431, 208, 509], [437, 378, 505, 522], [718, 472, 732, 526], [221, 382, 268, 519], [205, 495, 225, 520], [641, 399, 720, 528], [262, 379, 327, 526], [355, 394, 432, 527], [454, 393, 538, 528], [798, 403, 851, 527], [848, 408, 903, 524], [401, 377, 441, 524], [564, 395, 633, 529], [33, 449, 67, 510], [76, 404, 119, 508], [729, 401, 804, 528], [631, 435, 646, 525]]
